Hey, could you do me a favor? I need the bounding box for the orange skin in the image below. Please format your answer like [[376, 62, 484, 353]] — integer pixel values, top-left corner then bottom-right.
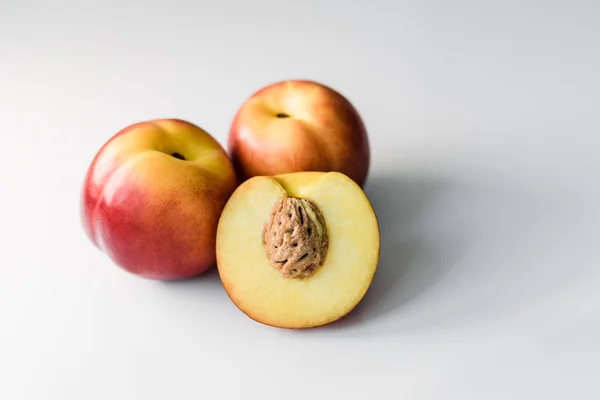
[[81, 119, 237, 280], [228, 80, 370, 187]]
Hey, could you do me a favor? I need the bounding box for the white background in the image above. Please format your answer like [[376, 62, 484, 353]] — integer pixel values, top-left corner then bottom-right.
[[1, 1, 599, 399]]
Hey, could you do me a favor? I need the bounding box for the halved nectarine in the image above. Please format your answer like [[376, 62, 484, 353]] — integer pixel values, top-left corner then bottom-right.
[[216, 171, 380, 329]]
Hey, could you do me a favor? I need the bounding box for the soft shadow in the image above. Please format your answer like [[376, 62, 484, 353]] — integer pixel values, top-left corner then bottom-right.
[[314, 173, 598, 337], [158, 265, 221, 284], [322, 173, 466, 330], [156, 266, 226, 296]]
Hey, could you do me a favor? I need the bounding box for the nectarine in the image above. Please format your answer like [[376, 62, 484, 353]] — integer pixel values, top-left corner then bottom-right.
[[81, 119, 237, 280], [228, 80, 371, 187], [216, 171, 380, 328]]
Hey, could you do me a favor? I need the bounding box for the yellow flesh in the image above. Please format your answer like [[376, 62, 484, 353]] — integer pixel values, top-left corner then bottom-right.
[[216, 172, 380, 328]]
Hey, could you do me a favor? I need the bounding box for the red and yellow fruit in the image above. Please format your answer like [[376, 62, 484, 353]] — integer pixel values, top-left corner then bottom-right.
[[216, 171, 380, 328], [228, 80, 371, 187], [81, 119, 237, 280]]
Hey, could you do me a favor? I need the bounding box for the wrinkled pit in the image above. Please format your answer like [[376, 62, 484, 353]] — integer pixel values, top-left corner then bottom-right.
[[262, 196, 328, 279]]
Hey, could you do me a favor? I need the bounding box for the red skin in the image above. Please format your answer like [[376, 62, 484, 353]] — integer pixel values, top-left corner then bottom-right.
[[228, 80, 370, 187], [81, 119, 237, 280]]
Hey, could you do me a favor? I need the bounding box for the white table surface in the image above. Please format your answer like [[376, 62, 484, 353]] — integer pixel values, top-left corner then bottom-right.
[[1, 1, 599, 399]]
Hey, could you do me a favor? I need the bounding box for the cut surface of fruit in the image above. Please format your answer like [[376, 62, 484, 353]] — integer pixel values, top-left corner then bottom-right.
[[216, 171, 380, 329]]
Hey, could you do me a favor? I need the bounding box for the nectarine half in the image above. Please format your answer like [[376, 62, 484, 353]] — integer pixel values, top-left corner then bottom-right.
[[216, 171, 380, 328]]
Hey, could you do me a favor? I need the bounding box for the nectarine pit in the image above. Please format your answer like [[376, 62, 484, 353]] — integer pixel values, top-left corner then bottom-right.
[[262, 196, 328, 279]]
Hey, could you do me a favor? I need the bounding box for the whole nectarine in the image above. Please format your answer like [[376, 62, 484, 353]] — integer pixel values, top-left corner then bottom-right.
[[228, 80, 371, 187], [81, 119, 237, 280]]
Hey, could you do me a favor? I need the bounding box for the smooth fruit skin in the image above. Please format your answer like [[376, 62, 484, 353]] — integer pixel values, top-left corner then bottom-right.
[[228, 80, 370, 187], [81, 119, 237, 280]]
